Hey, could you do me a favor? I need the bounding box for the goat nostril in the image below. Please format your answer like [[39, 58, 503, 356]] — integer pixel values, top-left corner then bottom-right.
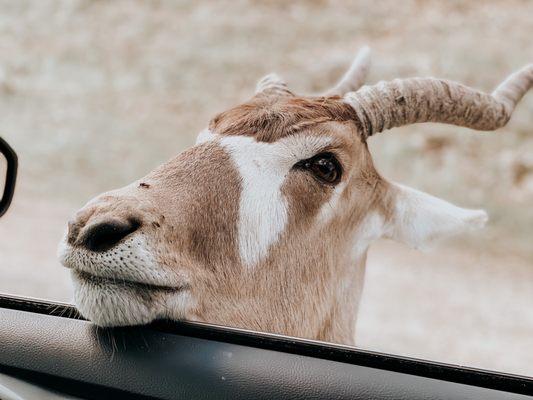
[[81, 219, 141, 252]]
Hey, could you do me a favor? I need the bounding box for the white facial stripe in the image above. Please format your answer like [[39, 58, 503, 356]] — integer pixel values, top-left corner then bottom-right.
[[196, 128, 218, 144], [219, 134, 332, 267]]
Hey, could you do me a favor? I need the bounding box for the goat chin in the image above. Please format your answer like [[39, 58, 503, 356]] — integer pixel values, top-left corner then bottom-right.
[[71, 270, 191, 327]]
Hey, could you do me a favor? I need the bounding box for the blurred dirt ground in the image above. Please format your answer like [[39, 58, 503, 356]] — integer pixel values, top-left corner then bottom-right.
[[0, 0, 532, 376]]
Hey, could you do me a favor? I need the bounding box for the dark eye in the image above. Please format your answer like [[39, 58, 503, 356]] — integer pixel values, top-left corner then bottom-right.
[[294, 153, 342, 185]]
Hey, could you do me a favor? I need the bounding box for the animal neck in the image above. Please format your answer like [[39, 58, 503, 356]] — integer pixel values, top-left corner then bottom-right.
[[192, 244, 369, 346], [314, 250, 368, 345]]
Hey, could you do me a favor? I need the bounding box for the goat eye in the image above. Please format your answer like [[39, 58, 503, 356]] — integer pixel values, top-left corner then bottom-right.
[[296, 153, 342, 185]]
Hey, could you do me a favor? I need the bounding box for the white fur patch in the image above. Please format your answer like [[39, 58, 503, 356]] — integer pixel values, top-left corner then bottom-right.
[[196, 128, 218, 144], [219, 134, 332, 267]]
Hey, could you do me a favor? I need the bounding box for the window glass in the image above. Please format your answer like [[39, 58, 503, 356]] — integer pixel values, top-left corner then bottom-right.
[[0, 1, 532, 378]]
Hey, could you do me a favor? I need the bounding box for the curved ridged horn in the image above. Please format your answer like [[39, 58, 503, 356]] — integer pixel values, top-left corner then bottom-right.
[[344, 64, 533, 138], [324, 46, 371, 96], [255, 73, 293, 97]]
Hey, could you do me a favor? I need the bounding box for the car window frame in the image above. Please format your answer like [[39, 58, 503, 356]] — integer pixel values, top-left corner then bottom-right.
[[0, 293, 532, 398]]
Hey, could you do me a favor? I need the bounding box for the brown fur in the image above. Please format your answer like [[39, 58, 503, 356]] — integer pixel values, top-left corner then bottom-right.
[[210, 95, 359, 142]]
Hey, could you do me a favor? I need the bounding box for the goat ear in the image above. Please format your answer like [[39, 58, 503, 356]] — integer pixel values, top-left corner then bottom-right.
[[385, 183, 488, 250]]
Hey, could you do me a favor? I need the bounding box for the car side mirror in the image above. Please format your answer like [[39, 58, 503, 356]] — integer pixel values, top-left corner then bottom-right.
[[0, 137, 17, 218]]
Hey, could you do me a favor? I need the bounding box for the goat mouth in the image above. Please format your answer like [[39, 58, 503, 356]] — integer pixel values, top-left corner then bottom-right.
[[73, 270, 188, 293]]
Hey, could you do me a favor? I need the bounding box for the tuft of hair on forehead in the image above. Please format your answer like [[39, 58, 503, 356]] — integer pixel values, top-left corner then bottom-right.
[[209, 95, 359, 143]]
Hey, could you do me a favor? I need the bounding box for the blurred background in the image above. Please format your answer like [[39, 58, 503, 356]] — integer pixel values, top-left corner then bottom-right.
[[0, 0, 532, 376]]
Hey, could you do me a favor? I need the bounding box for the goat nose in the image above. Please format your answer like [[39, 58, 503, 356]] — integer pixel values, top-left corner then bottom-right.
[[80, 219, 140, 252]]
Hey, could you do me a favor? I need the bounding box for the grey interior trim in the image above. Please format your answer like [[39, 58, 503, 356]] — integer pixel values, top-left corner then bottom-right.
[[0, 373, 82, 400], [0, 377, 25, 400], [0, 306, 531, 400]]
